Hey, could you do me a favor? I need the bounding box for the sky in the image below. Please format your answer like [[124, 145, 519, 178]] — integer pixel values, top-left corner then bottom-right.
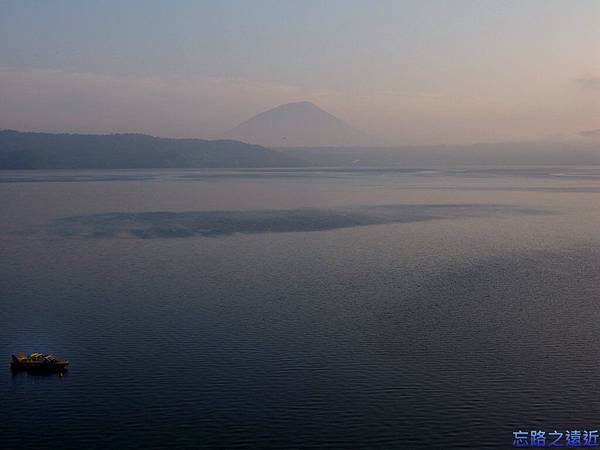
[[0, 0, 599, 145]]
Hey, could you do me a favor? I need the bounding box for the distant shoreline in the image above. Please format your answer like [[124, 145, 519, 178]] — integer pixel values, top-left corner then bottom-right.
[[1, 129, 598, 169]]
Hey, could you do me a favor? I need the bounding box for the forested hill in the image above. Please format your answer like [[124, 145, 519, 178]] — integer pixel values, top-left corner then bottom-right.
[[0, 130, 303, 169]]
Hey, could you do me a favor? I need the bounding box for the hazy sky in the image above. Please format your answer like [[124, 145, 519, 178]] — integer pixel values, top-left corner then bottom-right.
[[1, 0, 599, 145]]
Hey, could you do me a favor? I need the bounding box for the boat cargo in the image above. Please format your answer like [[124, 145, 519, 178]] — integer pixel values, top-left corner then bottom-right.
[[11, 352, 69, 372]]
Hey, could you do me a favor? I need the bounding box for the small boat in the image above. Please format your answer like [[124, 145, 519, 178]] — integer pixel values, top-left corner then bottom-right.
[[11, 352, 69, 372]]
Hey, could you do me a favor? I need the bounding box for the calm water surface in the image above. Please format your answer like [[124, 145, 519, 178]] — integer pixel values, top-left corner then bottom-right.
[[1, 167, 600, 449]]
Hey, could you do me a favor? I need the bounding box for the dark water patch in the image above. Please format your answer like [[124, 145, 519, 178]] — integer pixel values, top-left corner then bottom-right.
[[43, 204, 552, 239]]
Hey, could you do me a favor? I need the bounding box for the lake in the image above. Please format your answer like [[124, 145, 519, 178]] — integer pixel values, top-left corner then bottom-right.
[[1, 166, 600, 449]]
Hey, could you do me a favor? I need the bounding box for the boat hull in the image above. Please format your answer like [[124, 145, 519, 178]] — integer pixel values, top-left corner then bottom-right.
[[11, 361, 69, 372]]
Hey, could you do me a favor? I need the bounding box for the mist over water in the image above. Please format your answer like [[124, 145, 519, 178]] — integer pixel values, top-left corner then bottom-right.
[[1, 167, 600, 449]]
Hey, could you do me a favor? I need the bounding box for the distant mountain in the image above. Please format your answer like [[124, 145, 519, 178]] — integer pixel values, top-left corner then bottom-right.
[[0, 130, 303, 169], [277, 141, 600, 166], [224, 101, 377, 147]]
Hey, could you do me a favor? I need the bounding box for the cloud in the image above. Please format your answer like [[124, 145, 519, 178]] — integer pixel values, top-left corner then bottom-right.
[[573, 76, 600, 90], [578, 129, 600, 138]]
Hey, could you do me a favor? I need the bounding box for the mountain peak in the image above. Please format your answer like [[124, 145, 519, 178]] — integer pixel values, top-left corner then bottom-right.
[[279, 101, 319, 108], [224, 102, 377, 147], [273, 101, 324, 111]]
